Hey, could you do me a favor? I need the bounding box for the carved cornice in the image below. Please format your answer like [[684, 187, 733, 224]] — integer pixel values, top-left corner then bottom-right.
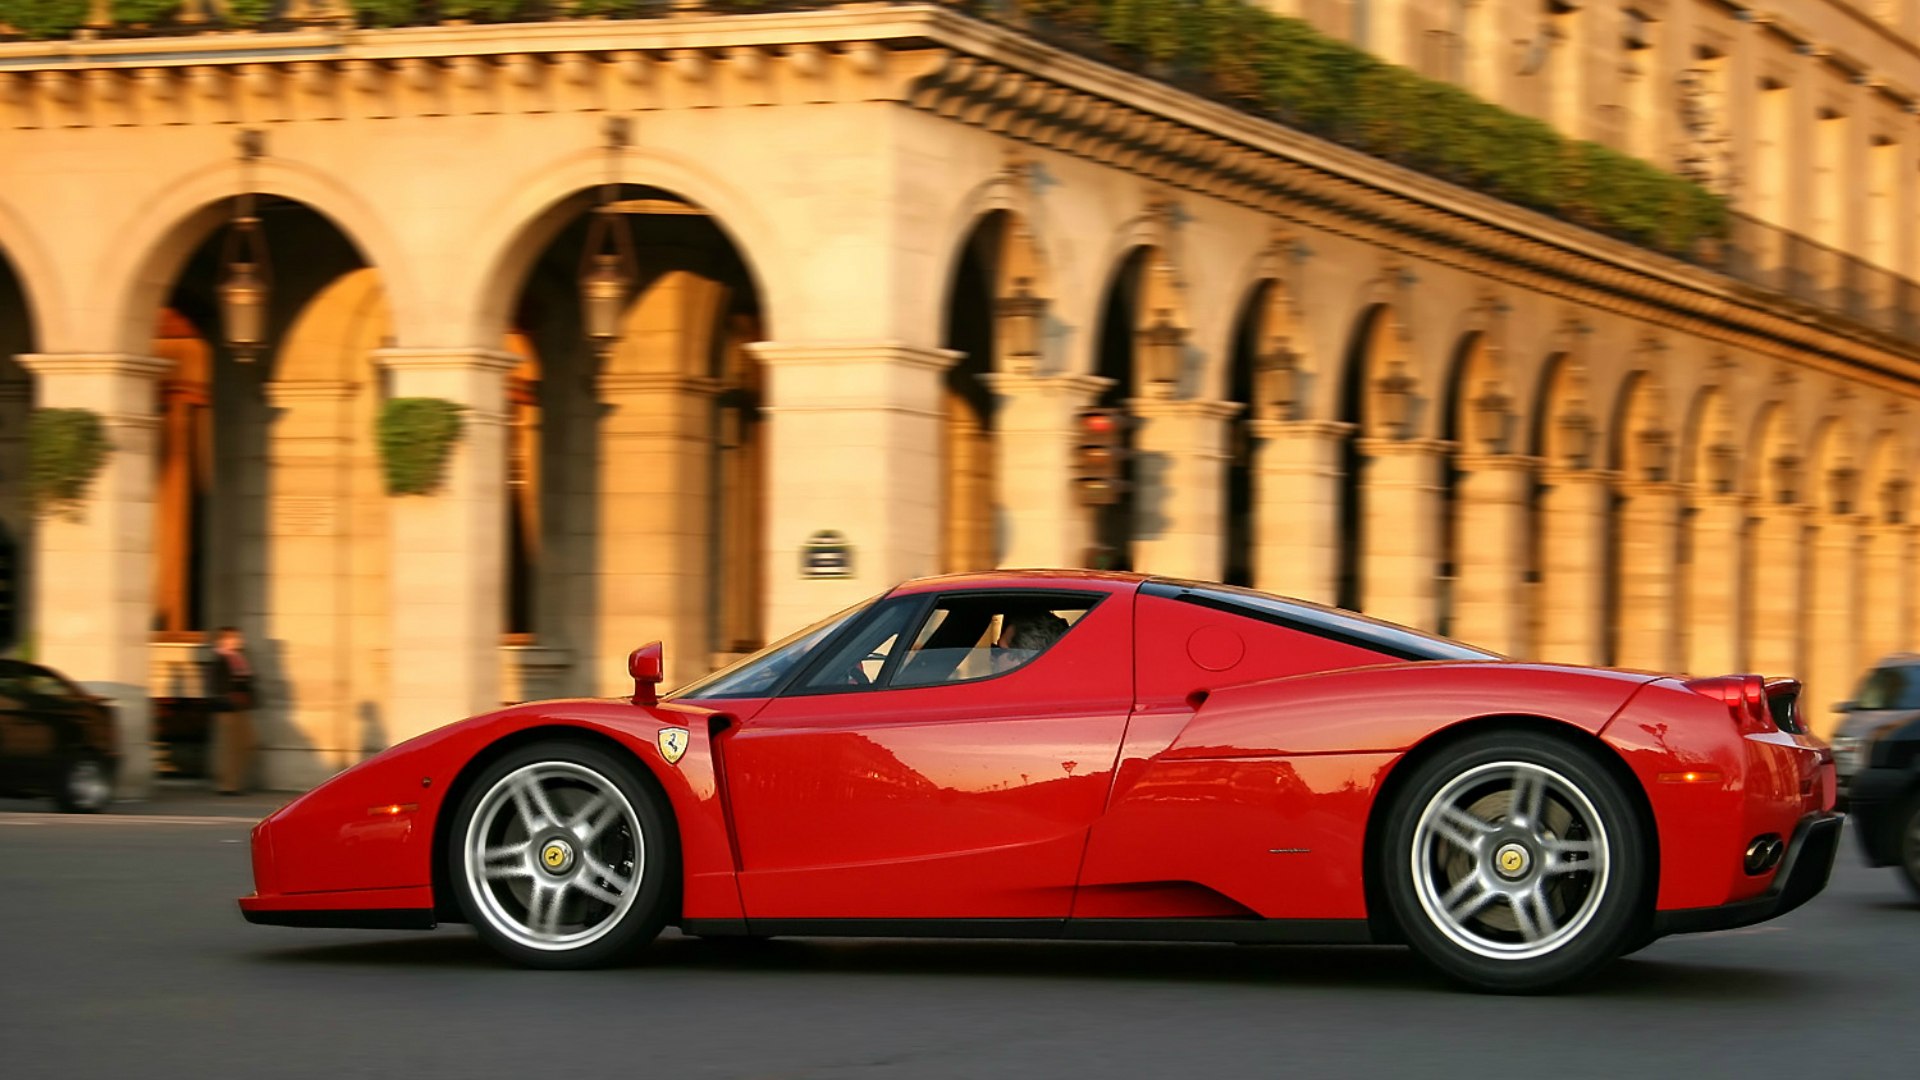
[[1, 8, 1916, 394]]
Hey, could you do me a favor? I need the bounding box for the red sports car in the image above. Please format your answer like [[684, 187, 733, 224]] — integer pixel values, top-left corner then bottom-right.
[[240, 571, 1840, 992]]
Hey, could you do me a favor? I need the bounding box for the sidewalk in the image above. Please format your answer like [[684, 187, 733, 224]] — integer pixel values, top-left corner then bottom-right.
[[0, 780, 292, 820]]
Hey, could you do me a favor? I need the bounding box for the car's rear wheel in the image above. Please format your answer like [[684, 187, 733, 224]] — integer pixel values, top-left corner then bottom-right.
[[448, 740, 674, 969], [1897, 792, 1920, 902], [53, 753, 112, 813], [1382, 730, 1647, 993]]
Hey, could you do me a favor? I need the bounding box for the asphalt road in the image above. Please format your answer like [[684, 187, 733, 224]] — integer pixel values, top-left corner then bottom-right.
[[2, 793, 1915, 1080]]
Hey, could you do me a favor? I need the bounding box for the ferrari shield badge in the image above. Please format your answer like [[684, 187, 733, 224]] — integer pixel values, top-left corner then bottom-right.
[[657, 727, 689, 766]]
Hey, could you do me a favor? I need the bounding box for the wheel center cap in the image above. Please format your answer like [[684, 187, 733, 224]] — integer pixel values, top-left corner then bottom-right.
[[1494, 843, 1531, 879], [540, 838, 575, 875]]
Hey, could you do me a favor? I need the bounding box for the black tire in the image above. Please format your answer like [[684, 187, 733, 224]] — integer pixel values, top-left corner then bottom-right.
[[1897, 792, 1920, 903], [52, 752, 112, 813], [1381, 729, 1649, 994], [446, 739, 676, 969]]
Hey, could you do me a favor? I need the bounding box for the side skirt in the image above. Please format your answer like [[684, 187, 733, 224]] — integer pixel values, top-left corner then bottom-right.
[[679, 917, 1374, 945]]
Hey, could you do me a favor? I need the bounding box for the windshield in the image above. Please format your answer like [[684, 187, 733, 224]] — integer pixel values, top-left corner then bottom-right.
[[1854, 663, 1920, 711], [670, 595, 879, 700]]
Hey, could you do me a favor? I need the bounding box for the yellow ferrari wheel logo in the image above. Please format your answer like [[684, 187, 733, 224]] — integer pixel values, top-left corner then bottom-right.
[[1500, 850, 1522, 873], [658, 727, 689, 766], [543, 844, 567, 869]]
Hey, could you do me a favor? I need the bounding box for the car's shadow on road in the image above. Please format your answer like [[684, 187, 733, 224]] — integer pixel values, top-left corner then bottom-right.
[[254, 930, 1816, 1000]]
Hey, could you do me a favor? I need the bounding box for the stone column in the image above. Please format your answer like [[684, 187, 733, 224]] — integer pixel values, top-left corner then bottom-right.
[[1613, 481, 1683, 673], [15, 353, 170, 798], [594, 371, 719, 693], [1685, 492, 1747, 677], [1129, 398, 1243, 583], [1748, 503, 1809, 680], [1358, 437, 1448, 632], [753, 342, 954, 641], [981, 372, 1110, 570], [1250, 419, 1351, 605], [1862, 522, 1906, 664], [1537, 467, 1611, 666], [1806, 515, 1863, 739], [372, 348, 510, 745], [261, 379, 356, 789], [1452, 453, 1535, 656]]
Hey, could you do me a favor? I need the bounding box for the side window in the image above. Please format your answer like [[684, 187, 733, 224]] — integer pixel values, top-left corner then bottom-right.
[[797, 598, 923, 692], [892, 595, 1095, 688]]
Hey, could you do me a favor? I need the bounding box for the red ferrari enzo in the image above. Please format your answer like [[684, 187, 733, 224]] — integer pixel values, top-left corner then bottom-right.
[[240, 571, 1840, 992]]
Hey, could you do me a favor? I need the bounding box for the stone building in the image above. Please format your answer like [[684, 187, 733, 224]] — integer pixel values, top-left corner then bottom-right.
[[1, 1, 1918, 793]]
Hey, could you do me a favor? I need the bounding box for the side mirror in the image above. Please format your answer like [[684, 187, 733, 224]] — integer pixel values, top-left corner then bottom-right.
[[629, 642, 664, 707]]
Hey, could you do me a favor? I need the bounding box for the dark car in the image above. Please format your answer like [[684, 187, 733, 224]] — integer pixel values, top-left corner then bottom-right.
[[0, 659, 119, 812], [1841, 662, 1920, 897]]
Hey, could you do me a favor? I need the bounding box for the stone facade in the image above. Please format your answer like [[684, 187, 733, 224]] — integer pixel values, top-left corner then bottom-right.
[[1, 4, 1919, 792]]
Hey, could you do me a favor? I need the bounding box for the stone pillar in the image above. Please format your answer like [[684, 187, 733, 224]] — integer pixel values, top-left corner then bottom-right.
[[1613, 481, 1683, 673], [982, 372, 1110, 570], [1452, 453, 1534, 656], [1250, 419, 1351, 604], [1862, 522, 1907, 672], [753, 342, 954, 641], [1685, 493, 1747, 677], [1537, 467, 1611, 666], [1358, 437, 1447, 631], [15, 353, 169, 798], [373, 348, 510, 744], [1806, 515, 1862, 739], [1129, 398, 1243, 582], [261, 379, 356, 789], [595, 371, 719, 693], [1748, 504, 1809, 680]]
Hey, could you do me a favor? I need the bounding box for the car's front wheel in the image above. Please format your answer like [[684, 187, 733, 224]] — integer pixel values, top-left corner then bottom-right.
[[1382, 730, 1648, 993], [447, 740, 674, 969], [1897, 793, 1920, 902], [53, 753, 112, 813]]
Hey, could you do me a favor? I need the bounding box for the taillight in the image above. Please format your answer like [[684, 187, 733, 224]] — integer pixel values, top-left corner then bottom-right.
[[1684, 674, 1776, 734]]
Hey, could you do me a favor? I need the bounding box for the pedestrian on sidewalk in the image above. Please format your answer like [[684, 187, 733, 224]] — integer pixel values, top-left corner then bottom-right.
[[207, 626, 258, 796]]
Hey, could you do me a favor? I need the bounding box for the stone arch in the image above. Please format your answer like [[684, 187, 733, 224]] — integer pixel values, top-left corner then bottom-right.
[[0, 198, 58, 354], [1681, 381, 1737, 494], [1807, 413, 1863, 516], [0, 238, 39, 658], [100, 157, 415, 358], [1860, 420, 1914, 664], [1610, 368, 1673, 483], [463, 147, 786, 351], [1748, 399, 1800, 504]]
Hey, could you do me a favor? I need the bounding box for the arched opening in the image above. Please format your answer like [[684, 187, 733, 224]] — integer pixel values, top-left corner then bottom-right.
[[1530, 353, 1605, 664], [0, 247, 35, 657], [1746, 401, 1802, 680], [1606, 370, 1673, 670], [499, 185, 766, 692], [1680, 385, 1739, 674], [1334, 305, 1387, 612], [1805, 417, 1860, 738], [1222, 282, 1274, 587], [939, 212, 1008, 574], [136, 195, 390, 786], [1089, 247, 1153, 571]]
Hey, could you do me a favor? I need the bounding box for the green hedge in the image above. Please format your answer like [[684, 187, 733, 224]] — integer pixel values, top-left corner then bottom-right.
[[0, 0, 1727, 254], [376, 397, 466, 496], [26, 407, 111, 518]]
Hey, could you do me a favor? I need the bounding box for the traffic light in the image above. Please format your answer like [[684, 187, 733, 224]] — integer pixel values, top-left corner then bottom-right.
[[1074, 407, 1129, 507]]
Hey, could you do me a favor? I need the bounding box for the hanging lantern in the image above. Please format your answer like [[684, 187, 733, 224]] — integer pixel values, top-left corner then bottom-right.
[[1375, 362, 1416, 439], [1559, 408, 1595, 469], [1772, 453, 1801, 505], [218, 130, 270, 361], [995, 277, 1045, 375], [1472, 381, 1513, 455], [1256, 338, 1299, 421], [1884, 476, 1911, 525], [1830, 464, 1858, 516], [579, 202, 637, 359], [1638, 426, 1673, 483], [1707, 441, 1737, 494], [1140, 309, 1184, 393]]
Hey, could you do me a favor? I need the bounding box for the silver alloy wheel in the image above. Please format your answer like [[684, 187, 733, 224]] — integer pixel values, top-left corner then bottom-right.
[[462, 761, 644, 953], [65, 758, 111, 811], [1411, 760, 1611, 961]]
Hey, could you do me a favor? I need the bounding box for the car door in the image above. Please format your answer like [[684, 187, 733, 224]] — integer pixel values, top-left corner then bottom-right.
[[720, 585, 1136, 921]]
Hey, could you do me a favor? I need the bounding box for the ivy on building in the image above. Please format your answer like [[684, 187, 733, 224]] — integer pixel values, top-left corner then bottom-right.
[[0, 0, 1728, 255], [377, 397, 467, 496], [26, 407, 111, 518]]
